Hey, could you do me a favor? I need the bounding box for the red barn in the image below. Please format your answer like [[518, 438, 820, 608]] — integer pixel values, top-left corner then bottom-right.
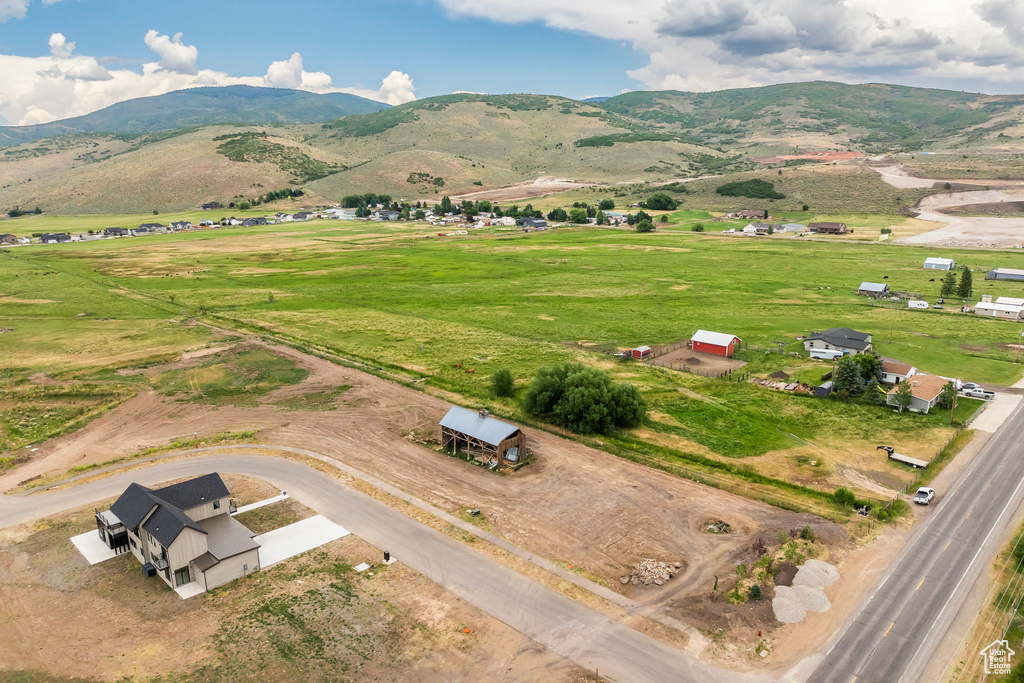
[[690, 330, 741, 357], [631, 345, 652, 360]]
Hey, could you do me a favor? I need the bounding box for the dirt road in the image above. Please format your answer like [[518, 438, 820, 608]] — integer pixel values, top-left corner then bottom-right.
[[446, 177, 604, 203]]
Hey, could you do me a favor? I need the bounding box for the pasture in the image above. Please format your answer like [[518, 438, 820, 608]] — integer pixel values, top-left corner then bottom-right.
[[2, 219, 1020, 508]]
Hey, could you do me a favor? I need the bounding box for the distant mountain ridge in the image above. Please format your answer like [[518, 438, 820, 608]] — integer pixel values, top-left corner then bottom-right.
[[0, 85, 390, 146]]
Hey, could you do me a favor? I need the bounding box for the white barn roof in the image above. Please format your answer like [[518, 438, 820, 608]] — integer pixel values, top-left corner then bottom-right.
[[691, 329, 741, 347], [859, 282, 888, 292], [924, 257, 954, 267], [996, 297, 1024, 306], [439, 406, 520, 446], [976, 302, 1024, 314]]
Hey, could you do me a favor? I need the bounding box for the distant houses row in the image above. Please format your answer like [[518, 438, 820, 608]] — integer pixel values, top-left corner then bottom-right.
[[739, 221, 850, 235]]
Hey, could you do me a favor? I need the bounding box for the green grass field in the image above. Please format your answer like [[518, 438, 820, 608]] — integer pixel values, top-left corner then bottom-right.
[[3, 219, 1021, 511]]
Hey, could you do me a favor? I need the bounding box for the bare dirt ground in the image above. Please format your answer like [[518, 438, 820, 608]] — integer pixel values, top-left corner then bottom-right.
[[652, 348, 746, 376], [0, 496, 586, 682], [447, 177, 605, 204], [0, 339, 844, 669], [867, 164, 1024, 247]]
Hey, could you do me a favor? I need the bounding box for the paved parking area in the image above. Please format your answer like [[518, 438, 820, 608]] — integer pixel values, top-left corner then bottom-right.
[[971, 393, 1022, 433], [255, 514, 350, 568]]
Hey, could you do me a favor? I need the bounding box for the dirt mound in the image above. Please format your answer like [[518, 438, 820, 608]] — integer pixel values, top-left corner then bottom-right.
[[685, 356, 704, 365], [774, 562, 798, 586]]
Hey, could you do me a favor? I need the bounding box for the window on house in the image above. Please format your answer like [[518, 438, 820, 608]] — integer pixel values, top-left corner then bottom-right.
[[130, 538, 137, 548], [213, 500, 221, 510]]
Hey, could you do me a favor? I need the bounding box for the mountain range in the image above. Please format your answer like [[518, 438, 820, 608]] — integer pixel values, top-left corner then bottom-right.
[[2, 82, 1023, 214]]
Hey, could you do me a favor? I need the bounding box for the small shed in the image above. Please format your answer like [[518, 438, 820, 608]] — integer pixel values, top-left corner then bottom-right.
[[858, 282, 890, 297], [631, 345, 652, 360], [814, 381, 834, 397], [924, 257, 955, 270], [690, 330, 741, 357], [439, 406, 526, 464], [987, 268, 1024, 282]]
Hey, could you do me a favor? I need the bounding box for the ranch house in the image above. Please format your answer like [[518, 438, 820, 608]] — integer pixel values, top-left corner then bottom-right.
[[808, 222, 848, 234], [887, 374, 949, 414], [803, 327, 873, 355], [440, 406, 526, 465], [881, 360, 917, 384], [97, 473, 260, 593], [690, 330, 741, 357]]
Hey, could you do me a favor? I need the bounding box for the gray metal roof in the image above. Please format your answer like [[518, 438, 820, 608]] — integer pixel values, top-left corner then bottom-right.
[[192, 552, 219, 572], [439, 406, 520, 446], [198, 513, 260, 560], [859, 282, 888, 292]]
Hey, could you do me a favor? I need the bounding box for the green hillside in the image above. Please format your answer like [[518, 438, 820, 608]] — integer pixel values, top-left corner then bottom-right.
[[4, 81, 1024, 213], [0, 85, 389, 147], [597, 81, 1024, 154]]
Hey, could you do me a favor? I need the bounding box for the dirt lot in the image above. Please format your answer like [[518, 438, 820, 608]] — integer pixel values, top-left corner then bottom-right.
[[447, 177, 605, 203], [0, 339, 847, 669], [651, 348, 747, 377], [0, 489, 586, 682]]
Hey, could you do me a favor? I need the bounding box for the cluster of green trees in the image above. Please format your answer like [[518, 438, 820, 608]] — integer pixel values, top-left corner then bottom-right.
[[715, 179, 786, 200], [252, 188, 303, 206], [6, 206, 42, 218], [490, 363, 647, 435], [640, 192, 679, 210], [522, 363, 647, 434], [831, 354, 886, 404], [939, 266, 973, 300]]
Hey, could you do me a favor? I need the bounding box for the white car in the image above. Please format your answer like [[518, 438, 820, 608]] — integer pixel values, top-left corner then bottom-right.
[[913, 487, 936, 505]]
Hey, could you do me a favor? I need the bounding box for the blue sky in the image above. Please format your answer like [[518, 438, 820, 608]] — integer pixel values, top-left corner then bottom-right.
[[0, 0, 642, 100], [1, 0, 1024, 126]]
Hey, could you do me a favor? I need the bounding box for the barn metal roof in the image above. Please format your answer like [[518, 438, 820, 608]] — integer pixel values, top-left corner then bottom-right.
[[440, 406, 520, 446], [924, 257, 954, 266], [691, 329, 741, 347], [859, 282, 888, 292], [197, 513, 259, 560]]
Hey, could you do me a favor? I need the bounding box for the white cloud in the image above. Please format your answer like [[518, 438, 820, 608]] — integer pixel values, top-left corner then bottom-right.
[[144, 30, 199, 75], [263, 52, 337, 92], [0, 0, 30, 22], [48, 32, 74, 58], [0, 35, 416, 127], [435, 0, 1024, 92]]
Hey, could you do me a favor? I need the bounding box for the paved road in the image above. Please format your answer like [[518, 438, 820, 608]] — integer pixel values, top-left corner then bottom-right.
[[807, 400, 1024, 683], [0, 453, 757, 683]]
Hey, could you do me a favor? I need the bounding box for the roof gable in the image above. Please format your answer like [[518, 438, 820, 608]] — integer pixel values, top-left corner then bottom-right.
[[110, 482, 158, 531], [440, 406, 520, 446], [142, 503, 206, 547], [153, 472, 229, 511]]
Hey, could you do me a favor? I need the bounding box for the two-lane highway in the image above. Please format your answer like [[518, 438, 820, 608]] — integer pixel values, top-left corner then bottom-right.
[[808, 399, 1024, 683]]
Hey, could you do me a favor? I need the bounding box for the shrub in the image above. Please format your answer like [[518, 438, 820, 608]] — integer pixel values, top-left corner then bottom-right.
[[799, 525, 816, 541], [736, 562, 748, 578], [880, 227, 892, 234], [568, 207, 588, 224], [748, 584, 762, 601], [547, 208, 568, 222], [598, 198, 615, 210], [635, 219, 655, 233], [522, 363, 646, 434], [802, 204, 809, 211], [492, 368, 515, 398], [833, 487, 856, 508], [660, 215, 668, 223], [692, 223, 705, 232], [715, 179, 786, 199]]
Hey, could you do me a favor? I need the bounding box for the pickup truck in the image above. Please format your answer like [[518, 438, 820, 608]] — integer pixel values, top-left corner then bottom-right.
[[913, 487, 936, 505], [963, 388, 995, 400]]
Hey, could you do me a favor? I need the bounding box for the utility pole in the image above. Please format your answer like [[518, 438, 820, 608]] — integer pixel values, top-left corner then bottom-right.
[[1017, 324, 1023, 364], [951, 379, 957, 426]]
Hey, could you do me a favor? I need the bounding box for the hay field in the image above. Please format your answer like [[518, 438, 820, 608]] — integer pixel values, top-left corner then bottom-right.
[[2, 221, 1017, 501]]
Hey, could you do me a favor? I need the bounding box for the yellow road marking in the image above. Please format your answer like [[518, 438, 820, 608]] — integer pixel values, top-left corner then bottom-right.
[[966, 509, 973, 519], [943, 540, 951, 552], [884, 621, 894, 637], [917, 577, 926, 590], [850, 676, 858, 683]]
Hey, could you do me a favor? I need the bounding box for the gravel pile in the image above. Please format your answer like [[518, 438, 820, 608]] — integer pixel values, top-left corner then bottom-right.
[[620, 558, 681, 586], [772, 593, 807, 623], [772, 560, 839, 623], [793, 559, 840, 589]]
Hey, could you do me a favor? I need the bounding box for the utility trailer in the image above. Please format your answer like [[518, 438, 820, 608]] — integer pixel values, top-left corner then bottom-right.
[[877, 445, 930, 469]]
